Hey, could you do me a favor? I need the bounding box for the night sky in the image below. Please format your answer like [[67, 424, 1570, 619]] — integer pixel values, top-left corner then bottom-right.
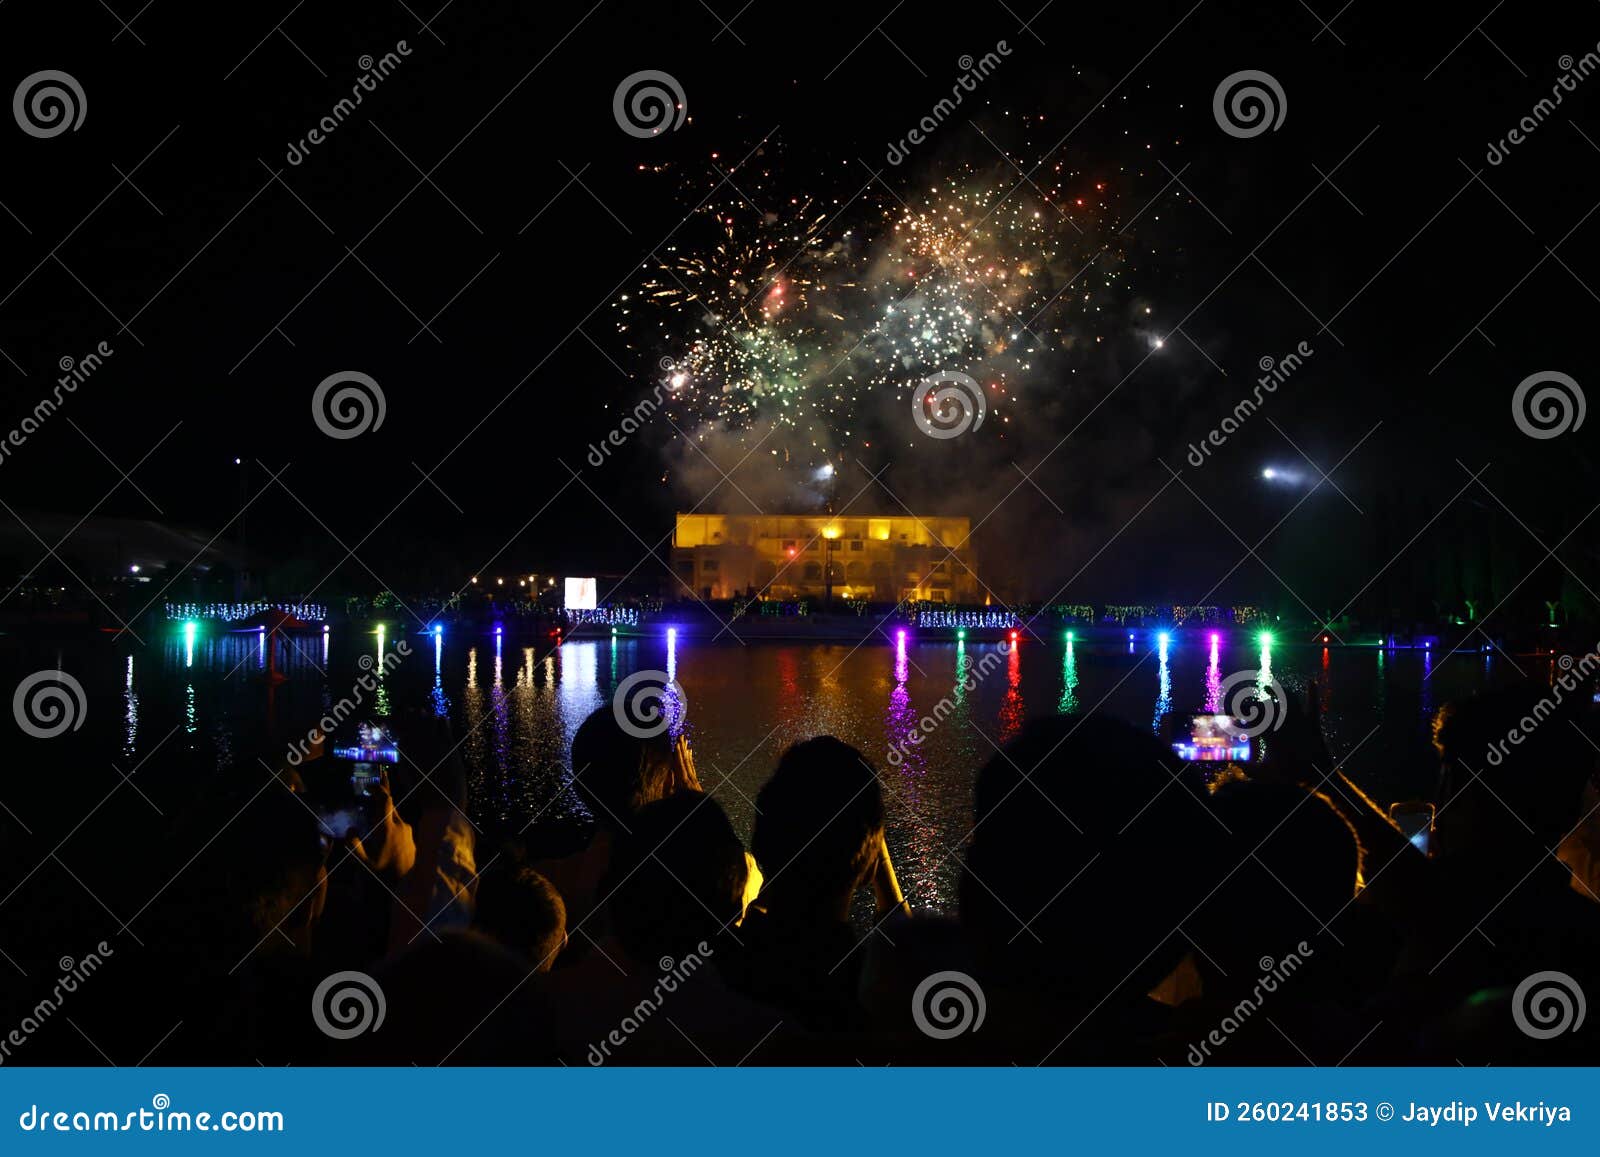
[[1, 1, 1596, 616]]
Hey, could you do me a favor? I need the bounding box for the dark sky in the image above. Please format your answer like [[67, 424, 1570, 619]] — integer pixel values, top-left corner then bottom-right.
[[0, 1, 1595, 613]]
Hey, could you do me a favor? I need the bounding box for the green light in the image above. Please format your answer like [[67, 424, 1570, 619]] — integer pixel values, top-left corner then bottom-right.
[[611, 626, 618, 636], [1065, 631, 1075, 641], [957, 629, 966, 640], [1257, 631, 1274, 647]]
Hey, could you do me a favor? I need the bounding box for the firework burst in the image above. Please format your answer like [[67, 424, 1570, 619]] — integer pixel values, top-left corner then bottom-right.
[[614, 136, 1146, 472]]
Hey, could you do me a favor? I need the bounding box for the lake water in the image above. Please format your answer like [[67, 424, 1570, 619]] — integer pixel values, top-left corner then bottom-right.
[[4, 625, 1537, 912]]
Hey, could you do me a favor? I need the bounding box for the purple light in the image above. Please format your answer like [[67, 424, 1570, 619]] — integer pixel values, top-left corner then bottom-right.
[[1209, 632, 1219, 644], [896, 629, 906, 643], [494, 624, 503, 635]]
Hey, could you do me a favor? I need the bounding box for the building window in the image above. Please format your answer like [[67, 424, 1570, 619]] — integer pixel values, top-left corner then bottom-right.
[[781, 540, 796, 553], [803, 562, 823, 581], [849, 539, 864, 551], [805, 540, 820, 552], [701, 559, 719, 573]]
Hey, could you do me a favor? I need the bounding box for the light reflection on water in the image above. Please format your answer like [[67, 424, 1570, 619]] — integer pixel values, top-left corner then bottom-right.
[[43, 630, 1515, 912], [1059, 641, 1079, 715]]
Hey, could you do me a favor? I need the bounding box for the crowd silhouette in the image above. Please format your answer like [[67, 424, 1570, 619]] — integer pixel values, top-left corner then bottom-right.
[[2, 678, 1598, 1066]]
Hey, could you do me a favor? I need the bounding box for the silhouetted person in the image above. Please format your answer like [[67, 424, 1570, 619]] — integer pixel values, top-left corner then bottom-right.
[[958, 714, 1229, 1063], [536, 707, 697, 937], [1391, 684, 1600, 1057], [533, 791, 787, 1064], [112, 786, 332, 1064], [1169, 780, 1366, 1064], [724, 737, 908, 1030]]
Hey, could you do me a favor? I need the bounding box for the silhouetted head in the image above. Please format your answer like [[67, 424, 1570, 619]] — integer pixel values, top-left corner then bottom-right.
[[570, 705, 677, 834], [752, 737, 885, 910], [473, 865, 568, 971], [961, 713, 1226, 997], [604, 791, 748, 966], [1192, 780, 1360, 980], [1433, 682, 1595, 855]]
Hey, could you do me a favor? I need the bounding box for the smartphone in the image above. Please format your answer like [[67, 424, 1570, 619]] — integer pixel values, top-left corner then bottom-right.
[[1171, 713, 1252, 762], [1388, 800, 1436, 856], [318, 720, 397, 835]]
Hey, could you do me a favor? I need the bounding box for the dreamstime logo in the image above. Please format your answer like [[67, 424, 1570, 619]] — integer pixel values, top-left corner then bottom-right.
[[586, 942, 713, 1065], [611, 669, 686, 738], [312, 371, 386, 439], [13, 70, 86, 138], [1511, 371, 1585, 439], [285, 42, 411, 165], [12, 670, 87, 738], [311, 970, 386, 1039], [613, 71, 686, 138], [1213, 70, 1286, 139], [1186, 941, 1313, 1064], [1486, 47, 1600, 165], [587, 356, 682, 467], [1187, 341, 1313, 466], [1512, 970, 1586, 1040], [1485, 644, 1598, 766], [887, 644, 1008, 766], [284, 641, 411, 767], [911, 970, 986, 1039], [1215, 669, 1287, 739], [0, 940, 114, 1065], [912, 371, 986, 439], [0, 340, 113, 471], [884, 42, 1012, 165]]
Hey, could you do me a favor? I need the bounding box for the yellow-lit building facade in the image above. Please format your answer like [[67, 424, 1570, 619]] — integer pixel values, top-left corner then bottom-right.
[[672, 514, 981, 603]]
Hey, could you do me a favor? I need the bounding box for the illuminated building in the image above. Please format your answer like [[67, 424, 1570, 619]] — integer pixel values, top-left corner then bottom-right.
[[671, 513, 980, 603]]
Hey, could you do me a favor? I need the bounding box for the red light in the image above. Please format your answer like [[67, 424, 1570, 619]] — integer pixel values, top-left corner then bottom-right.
[[1009, 630, 1018, 641], [1322, 635, 1330, 643]]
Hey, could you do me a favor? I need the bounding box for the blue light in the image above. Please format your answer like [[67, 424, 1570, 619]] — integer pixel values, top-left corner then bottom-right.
[[432, 624, 442, 636], [1157, 632, 1170, 646], [1127, 632, 1134, 641]]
